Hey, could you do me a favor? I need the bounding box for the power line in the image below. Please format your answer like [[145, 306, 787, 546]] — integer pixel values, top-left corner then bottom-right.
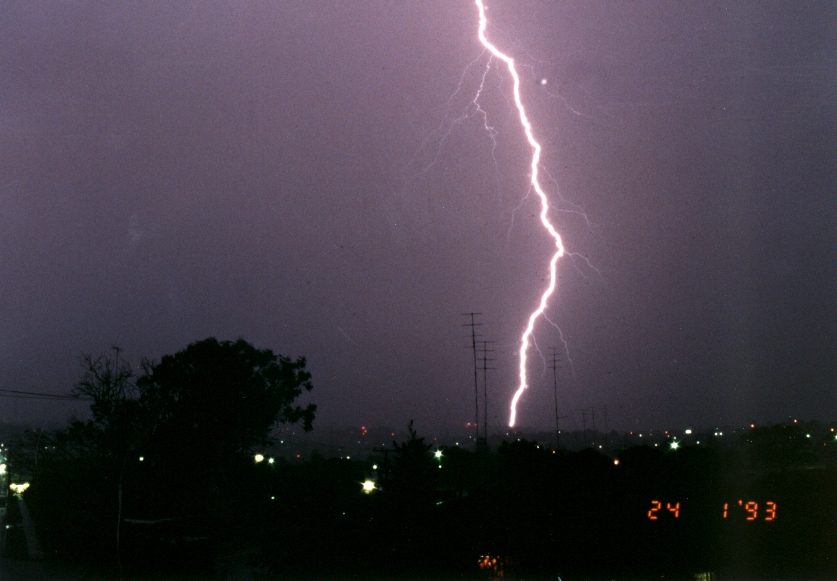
[[0, 388, 85, 401]]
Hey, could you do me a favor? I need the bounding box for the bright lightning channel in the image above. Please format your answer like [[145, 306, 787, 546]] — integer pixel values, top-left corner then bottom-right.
[[474, 0, 566, 428]]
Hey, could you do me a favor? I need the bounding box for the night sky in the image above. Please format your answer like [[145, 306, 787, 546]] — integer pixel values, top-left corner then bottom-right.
[[2, 1, 834, 432]]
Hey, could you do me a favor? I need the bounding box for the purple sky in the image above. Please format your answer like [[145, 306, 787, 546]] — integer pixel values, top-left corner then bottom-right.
[[2, 1, 834, 432]]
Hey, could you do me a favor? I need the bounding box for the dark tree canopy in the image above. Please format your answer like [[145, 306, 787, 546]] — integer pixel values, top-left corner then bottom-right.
[[138, 338, 315, 456], [33, 337, 317, 540]]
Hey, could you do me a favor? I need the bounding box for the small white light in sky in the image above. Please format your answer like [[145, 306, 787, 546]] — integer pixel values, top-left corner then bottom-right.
[[684, 428, 692, 435], [539, 78, 548, 85]]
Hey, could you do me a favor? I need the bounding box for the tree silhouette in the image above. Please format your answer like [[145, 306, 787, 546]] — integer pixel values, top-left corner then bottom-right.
[[133, 338, 315, 515], [73, 349, 135, 428], [138, 338, 315, 457], [27, 337, 316, 572]]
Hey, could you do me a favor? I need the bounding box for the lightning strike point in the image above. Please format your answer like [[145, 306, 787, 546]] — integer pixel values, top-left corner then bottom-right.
[[474, 0, 567, 428]]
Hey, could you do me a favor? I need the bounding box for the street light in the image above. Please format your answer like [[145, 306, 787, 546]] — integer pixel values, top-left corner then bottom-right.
[[9, 482, 29, 495]]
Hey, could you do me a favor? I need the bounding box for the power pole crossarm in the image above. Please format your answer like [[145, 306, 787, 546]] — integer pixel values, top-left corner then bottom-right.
[[462, 312, 483, 447]]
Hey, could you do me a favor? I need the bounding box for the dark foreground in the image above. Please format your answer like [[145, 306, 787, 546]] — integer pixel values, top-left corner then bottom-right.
[[8, 426, 837, 579]]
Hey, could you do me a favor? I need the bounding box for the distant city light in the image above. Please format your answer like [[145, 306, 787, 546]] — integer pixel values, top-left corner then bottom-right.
[[361, 479, 376, 494], [138, 456, 145, 462], [478, 554, 501, 571], [254, 454, 265, 463], [372, 464, 378, 470], [670, 441, 680, 450], [684, 429, 693, 435], [613, 458, 620, 466], [0, 464, 6, 475], [434, 449, 443, 460], [268, 457, 275, 465]]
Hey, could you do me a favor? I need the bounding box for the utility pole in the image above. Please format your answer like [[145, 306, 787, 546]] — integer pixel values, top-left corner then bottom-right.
[[478, 340, 496, 443], [549, 347, 561, 449], [462, 313, 483, 446], [581, 409, 588, 448], [579, 404, 608, 449]]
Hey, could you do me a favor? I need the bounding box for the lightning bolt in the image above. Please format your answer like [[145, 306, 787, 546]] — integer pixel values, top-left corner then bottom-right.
[[474, 0, 566, 428]]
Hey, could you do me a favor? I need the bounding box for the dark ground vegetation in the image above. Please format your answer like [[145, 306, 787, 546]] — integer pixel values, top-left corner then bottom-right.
[[3, 340, 835, 579]]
